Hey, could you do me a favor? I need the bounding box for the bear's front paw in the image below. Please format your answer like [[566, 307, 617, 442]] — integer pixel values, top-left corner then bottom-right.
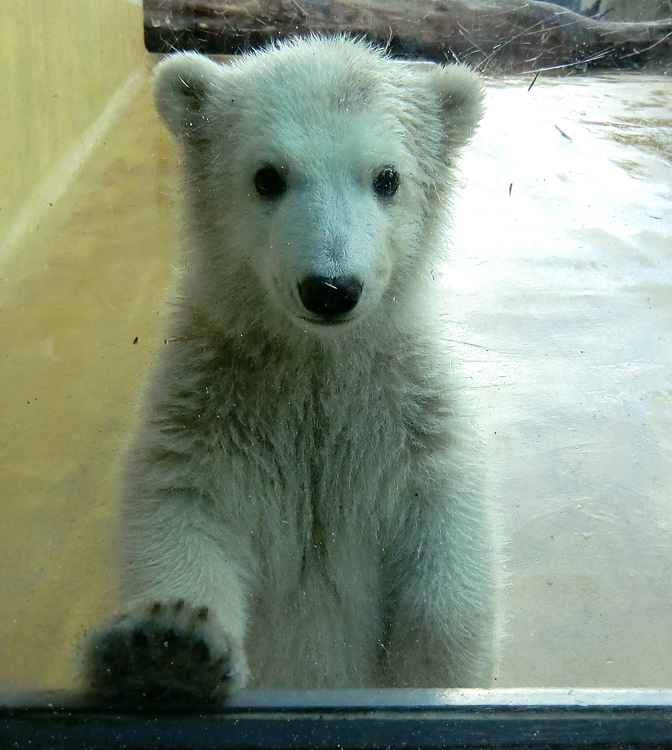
[[82, 599, 247, 704]]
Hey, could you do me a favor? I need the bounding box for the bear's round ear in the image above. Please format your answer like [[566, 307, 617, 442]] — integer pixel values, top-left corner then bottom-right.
[[425, 64, 485, 152], [152, 52, 225, 140]]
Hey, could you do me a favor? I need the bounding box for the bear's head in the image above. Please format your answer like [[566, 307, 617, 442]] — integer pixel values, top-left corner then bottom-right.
[[153, 36, 483, 343]]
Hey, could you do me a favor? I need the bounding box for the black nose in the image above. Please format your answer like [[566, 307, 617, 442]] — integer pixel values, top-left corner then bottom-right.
[[298, 276, 363, 319]]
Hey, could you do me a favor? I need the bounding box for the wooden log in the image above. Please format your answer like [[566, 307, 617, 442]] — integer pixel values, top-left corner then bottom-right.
[[143, 0, 672, 72]]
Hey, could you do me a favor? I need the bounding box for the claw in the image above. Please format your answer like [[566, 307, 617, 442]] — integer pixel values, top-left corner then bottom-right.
[[196, 606, 209, 621]]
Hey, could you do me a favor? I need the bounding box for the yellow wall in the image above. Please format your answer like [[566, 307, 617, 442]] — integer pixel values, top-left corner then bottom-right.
[[0, 0, 145, 253], [0, 0, 171, 691]]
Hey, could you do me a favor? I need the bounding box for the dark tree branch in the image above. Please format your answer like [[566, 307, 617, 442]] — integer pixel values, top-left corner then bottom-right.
[[143, 0, 672, 72]]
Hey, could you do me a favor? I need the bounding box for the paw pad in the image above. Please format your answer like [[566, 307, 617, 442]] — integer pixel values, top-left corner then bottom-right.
[[83, 598, 239, 702]]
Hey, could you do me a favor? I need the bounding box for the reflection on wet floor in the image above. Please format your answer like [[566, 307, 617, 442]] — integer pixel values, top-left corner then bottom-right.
[[0, 72, 670, 691], [451, 73, 672, 687]]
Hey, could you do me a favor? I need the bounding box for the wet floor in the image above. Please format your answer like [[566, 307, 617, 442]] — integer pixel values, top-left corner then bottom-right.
[[0, 71, 670, 691], [451, 73, 672, 687]]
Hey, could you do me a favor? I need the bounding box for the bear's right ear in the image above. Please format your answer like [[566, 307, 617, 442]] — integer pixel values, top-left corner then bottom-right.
[[425, 63, 485, 154], [152, 53, 225, 141]]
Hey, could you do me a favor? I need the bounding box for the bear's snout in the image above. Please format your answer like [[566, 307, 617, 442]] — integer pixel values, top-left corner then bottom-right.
[[298, 276, 362, 323]]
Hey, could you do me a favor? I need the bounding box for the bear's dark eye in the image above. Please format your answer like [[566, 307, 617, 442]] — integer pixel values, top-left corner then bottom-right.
[[254, 166, 287, 199], [373, 167, 400, 200]]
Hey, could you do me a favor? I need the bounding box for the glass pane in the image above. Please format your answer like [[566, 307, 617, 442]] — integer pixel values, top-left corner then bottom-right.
[[0, 0, 670, 699]]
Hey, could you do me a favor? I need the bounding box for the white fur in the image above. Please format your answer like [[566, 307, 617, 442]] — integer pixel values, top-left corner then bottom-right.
[[82, 36, 496, 700]]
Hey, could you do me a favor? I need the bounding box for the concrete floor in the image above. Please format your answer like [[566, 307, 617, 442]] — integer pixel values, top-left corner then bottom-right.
[[452, 73, 672, 688], [0, 71, 671, 692]]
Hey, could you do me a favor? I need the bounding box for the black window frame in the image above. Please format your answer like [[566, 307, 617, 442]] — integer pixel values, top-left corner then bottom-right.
[[3, 688, 672, 749]]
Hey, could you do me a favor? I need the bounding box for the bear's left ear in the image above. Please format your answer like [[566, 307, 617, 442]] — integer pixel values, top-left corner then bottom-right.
[[152, 52, 226, 142], [425, 64, 485, 152]]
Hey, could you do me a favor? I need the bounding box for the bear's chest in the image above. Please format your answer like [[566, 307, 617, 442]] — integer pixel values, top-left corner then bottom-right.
[[209, 360, 412, 551]]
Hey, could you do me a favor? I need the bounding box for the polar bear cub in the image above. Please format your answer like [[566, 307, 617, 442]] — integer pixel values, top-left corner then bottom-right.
[[82, 35, 496, 701]]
